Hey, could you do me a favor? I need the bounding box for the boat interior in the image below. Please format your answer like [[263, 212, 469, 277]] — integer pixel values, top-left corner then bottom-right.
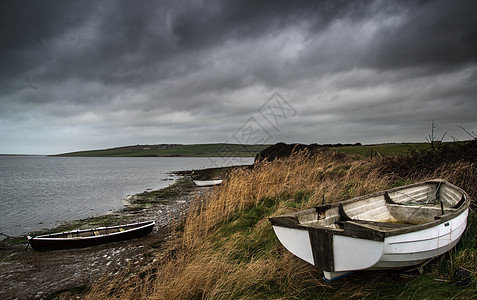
[[43, 222, 151, 239], [297, 182, 466, 231]]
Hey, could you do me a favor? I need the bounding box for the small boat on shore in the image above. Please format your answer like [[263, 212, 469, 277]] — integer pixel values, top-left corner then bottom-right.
[[269, 180, 470, 281], [27, 220, 155, 250], [193, 180, 223, 187]]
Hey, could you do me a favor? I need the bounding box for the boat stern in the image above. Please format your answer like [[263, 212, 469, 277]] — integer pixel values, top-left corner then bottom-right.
[[271, 225, 315, 265]]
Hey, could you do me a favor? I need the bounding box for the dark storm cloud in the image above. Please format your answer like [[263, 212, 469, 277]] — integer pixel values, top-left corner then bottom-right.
[[0, 0, 476, 153], [0, 1, 91, 79], [366, 0, 477, 70], [1, 0, 372, 88]]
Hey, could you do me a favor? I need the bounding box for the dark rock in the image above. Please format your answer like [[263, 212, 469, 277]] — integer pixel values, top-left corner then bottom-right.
[[255, 143, 322, 162]]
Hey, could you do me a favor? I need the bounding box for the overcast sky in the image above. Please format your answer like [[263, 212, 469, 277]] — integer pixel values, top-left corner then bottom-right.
[[1, 0, 476, 154]]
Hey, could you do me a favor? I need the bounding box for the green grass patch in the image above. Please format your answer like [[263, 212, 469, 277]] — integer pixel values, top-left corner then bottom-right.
[[287, 190, 313, 208], [321, 271, 473, 299], [209, 195, 282, 262], [217, 196, 278, 236], [332, 143, 431, 158], [340, 181, 358, 199], [389, 179, 414, 188]]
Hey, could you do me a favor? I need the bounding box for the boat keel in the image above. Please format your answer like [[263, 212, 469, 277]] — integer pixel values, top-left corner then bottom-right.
[[323, 271, 355, 281]]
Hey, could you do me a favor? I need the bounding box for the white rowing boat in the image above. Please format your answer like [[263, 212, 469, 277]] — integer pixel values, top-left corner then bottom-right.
[[193, 180, 223, 187], [27, 220, 155, 250], [269, 180, 470, 281]]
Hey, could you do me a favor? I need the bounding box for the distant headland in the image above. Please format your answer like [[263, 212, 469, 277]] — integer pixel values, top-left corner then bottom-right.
[[54, 142, 431, 158]]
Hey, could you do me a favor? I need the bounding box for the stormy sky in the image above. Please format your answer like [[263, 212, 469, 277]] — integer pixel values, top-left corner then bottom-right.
[[1, 0, 476, 154]]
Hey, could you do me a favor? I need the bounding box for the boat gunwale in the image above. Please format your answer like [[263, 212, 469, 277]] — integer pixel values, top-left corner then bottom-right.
[[28, 220, 155, 241], [269, 180, 470, 241]]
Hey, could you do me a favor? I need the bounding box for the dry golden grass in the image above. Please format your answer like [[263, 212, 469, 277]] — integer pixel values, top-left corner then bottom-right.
[[85, 151, 476, 299], [181, 151, 393, 248]]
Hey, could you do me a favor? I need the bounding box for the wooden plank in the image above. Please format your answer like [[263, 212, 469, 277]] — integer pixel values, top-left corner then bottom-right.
[[341, 221, 385, 241], [269, 216, 301, 229], [309, 228, 334, 270], [349, 220, 411, 229], [451, 195, 467, 209]]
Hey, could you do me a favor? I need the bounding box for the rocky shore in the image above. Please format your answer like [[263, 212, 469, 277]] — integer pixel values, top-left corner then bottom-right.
[[0, 166, 239, 299]]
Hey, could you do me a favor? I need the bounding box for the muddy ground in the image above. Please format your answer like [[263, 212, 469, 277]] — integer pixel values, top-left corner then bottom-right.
[[0, 180, 216, 299]]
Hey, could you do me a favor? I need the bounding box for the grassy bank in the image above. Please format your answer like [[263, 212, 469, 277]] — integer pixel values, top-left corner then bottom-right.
[[331, 142, 431, 158], [85, 142, 476, 299]]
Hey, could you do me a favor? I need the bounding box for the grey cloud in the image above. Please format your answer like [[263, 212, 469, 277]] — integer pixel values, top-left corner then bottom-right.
[[0, 0, 476, 154], [364, 0, 477, 70], [1, 0, 370, 88]]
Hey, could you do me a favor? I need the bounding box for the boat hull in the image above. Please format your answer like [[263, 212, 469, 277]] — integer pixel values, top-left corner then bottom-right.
[[272, 209, 468, 280], [28, 221, 154, 250], [269, 180, 470, 280], [194, 180, 223, 187]]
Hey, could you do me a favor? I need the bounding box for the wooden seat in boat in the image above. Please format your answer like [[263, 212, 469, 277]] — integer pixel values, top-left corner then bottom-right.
[[337, 219, 414, 240], [346, 219, 412, 230]]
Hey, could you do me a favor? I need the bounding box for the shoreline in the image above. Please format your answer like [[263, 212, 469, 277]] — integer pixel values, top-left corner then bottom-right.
[[0, 164, 250, 242], [0, 164, 249, 299]]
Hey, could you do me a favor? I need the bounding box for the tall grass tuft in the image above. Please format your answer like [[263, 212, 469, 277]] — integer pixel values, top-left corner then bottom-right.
[[181, 151, 393, 249]]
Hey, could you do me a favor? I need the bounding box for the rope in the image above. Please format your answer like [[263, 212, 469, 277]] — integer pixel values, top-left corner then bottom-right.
[[0, 232, 13, 239]]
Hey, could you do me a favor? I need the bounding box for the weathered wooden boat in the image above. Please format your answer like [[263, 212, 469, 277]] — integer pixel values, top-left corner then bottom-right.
[[27, 220, 155, 250], [193, 180, 223, 187], [269, 180, 470, 281]]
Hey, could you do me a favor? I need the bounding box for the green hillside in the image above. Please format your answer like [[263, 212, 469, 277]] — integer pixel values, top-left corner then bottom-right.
[[56, 144, 270, 157]]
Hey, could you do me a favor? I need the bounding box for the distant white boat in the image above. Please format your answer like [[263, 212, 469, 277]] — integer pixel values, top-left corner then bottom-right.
[[269, 180, 470, 281], [193, 180, 223, 187]]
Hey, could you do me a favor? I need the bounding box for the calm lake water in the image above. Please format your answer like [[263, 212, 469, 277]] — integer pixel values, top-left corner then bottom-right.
[[0, 156, 253, 237]]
